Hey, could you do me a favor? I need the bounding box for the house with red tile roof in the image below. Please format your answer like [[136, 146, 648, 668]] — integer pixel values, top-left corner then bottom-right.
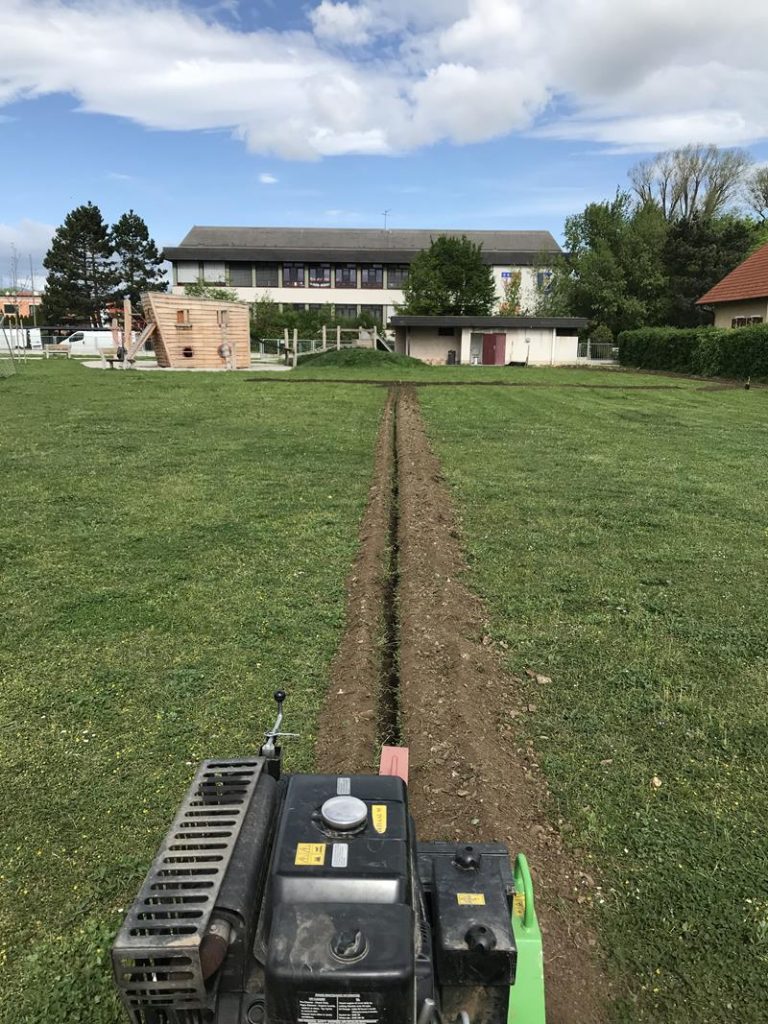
[[697, 242, 768, 328]]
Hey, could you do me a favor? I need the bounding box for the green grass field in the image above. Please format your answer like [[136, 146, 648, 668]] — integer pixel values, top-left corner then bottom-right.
[[0, 362, 385, 1023], [1, 359, 765, 1023], [418, 382, 768, 1023]]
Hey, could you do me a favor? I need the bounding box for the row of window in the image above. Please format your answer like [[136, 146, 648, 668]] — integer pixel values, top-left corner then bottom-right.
[[284, 303, 384, 322], [175, 261, 409, 290], [731, 316, 763, 327]]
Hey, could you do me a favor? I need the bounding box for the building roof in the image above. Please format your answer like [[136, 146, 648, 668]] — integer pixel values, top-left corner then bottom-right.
[[163, 226, 561, 266], [697, 242, 768, 305], [390, 315, 588, 330]]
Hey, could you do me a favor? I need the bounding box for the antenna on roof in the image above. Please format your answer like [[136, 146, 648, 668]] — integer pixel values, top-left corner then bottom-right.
[[382, 209, 391, 232]]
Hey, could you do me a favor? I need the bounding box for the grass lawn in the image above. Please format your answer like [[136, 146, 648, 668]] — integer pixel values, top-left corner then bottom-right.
[[418, 382, 768, 1023], [0, 361, 385, 1023]]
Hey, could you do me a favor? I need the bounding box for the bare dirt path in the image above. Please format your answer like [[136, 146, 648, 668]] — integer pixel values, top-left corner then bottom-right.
[[315, 385, 611, 1023]]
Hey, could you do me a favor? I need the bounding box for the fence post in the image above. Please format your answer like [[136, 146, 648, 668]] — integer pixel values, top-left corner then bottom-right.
[[293, 328, 298, 368], [322, 324, 327, 350], [587, 338, 591, 360], [336, 326, 341, 350]]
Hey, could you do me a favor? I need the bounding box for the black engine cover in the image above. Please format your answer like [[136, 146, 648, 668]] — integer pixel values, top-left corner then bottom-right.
[[264, 774, 418, 1024]]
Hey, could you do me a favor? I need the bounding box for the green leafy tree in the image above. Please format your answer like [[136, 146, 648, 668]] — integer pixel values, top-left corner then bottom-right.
[[111, 210, 166, 307], [497, 271, 522, 314], [399, 235, 496, 315], [183, 280, 239, 302], [663, 214, 759, 326], [40, 202, 117, 325], [551, 192, 668, 335]]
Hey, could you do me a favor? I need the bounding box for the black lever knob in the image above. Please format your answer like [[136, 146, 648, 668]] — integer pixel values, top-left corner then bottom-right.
[[465, 924, 497, 954], [274, 689, 286, 704]]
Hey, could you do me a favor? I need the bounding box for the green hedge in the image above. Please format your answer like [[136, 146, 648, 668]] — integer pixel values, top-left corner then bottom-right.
[[618, 325, 768, 378]]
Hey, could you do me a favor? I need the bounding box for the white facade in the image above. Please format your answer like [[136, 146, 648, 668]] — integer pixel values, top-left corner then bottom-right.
[[392, 319, 585, 366], [170, 264, 544, 320]]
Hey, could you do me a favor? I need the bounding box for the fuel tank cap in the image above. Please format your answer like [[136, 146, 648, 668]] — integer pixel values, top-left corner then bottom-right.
[[321, 795, 368, 830]]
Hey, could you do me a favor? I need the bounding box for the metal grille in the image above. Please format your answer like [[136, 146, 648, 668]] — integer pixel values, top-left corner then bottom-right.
[[112, 759, 264, 1017]]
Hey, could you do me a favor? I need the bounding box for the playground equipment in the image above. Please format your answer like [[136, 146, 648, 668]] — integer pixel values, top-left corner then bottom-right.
[[142, 292, 251, 370]]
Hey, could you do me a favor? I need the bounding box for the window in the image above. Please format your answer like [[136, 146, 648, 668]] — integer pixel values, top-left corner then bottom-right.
[[291, 303, 306, 311], [217, 309, 229, 327], [335, 304, 358, 320], [202, 262, 226, 283], [438, 327, 455, 337], [175, 261, 199, 284], [335, 264, 357, 288], [536, 270, 553, 291], [254, 263, 279, 288], [360, 304, 383, 324], [228, 263, 253, 287], [360, 264, 383, 289], [308, 264, 332, 288], [283, 263, 305, 287], [176, 309, 191, 327], [386, 265, 409, 287], [731, 316, 763, 328]]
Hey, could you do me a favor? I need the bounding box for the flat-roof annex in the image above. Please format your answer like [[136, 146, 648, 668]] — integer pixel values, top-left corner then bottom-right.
[[389, 315, 588, 330]]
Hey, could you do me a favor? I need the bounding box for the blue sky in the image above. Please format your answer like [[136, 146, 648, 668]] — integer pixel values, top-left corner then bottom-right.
[[2, 0, 768, 288]]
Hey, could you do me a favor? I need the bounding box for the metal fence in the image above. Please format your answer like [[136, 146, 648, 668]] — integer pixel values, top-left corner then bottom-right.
[[577, 340, 618, 361]]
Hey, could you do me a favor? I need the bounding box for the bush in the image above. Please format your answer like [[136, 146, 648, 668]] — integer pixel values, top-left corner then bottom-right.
[[617, 324, 768, 379], [296, 347, 422, 369]]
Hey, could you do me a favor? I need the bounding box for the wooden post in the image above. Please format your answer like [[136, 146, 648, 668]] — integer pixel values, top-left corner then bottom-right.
[[284, 327, 289, 365], [322, 324, 327, 350], [336, 326, 341, 350], [293, 328, 298, 368], [123, 296, 132, 366]]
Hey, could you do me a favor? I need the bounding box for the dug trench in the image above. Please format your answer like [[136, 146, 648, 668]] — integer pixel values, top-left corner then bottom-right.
[[316, 385, 610, 1024]]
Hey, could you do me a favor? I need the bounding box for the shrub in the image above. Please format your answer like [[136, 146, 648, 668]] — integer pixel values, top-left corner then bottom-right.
[[618, 324, 768, 379]]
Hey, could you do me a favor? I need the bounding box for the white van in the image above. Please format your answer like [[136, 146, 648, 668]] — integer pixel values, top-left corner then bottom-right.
[[60, 330, 135, 356]]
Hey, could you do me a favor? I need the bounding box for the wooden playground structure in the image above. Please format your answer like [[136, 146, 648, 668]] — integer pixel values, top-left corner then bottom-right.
[[141, 292, 250, 369]]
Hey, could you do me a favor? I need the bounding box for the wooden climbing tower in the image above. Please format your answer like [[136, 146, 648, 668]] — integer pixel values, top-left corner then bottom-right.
[[142, 292, 251, 370]]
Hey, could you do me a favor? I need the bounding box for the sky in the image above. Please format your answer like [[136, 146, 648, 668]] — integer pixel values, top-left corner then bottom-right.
[[2, 0, 768, 288]]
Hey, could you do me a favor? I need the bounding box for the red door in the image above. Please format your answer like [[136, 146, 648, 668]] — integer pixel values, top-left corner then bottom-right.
[[482, 333, 506, 365]]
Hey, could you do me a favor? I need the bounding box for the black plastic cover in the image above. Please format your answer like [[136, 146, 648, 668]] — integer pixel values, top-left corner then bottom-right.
[[418, 842, 517, 989]]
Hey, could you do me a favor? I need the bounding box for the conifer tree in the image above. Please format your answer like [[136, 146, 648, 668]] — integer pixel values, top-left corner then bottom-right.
[[41, 202, 117, 325], [111, 210, 167, 307]]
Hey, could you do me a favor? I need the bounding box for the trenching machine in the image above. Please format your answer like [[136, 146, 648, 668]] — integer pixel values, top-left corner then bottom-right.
[[112, 692, 546, 1023]]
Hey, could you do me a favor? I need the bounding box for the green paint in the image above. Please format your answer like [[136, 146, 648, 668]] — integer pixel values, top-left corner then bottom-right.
[[508, 854, 546, 1024]]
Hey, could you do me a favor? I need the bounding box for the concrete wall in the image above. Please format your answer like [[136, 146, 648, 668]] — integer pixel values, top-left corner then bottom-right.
[[403, 328, 458, 364], [711, 299, 768, 329]]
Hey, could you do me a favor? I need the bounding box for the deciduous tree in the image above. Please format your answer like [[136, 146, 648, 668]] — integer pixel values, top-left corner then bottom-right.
[[630, 144, 751, 221], [399, 235, 496, 315]]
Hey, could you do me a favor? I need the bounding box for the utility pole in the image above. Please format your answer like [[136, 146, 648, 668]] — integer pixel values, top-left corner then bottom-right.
[[29, 255, 37, 327], [382, 209, 391, 232]]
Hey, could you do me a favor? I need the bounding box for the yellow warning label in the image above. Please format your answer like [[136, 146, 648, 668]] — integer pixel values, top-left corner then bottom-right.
[[513, 892, 526, 917], [295, 843, 326, 866], [372, 804, 387, 834], [457, 893, 486, 906]]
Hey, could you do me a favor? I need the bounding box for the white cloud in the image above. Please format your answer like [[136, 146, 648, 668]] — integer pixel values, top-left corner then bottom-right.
[[258, 172, 278, 184], [310, 2, 374, 44], [0, 219, 54, 288], [1, 0, 768, 159]]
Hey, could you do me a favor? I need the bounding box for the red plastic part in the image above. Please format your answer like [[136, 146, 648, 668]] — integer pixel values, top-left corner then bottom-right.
[[379, 745, 409, 784]]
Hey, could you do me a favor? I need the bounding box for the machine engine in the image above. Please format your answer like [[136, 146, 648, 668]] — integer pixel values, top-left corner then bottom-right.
[[112, 695, 544, 1024]]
